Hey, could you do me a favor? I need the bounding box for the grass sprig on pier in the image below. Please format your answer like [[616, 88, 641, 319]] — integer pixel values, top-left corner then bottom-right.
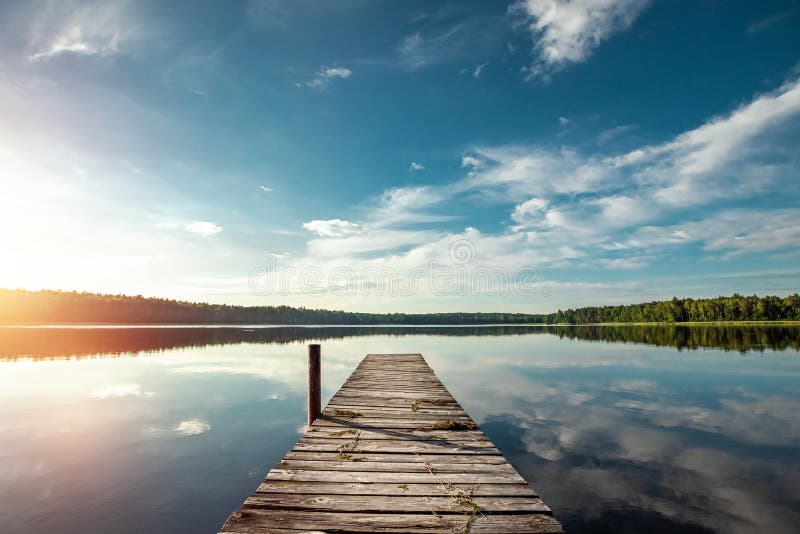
[[332, 408, 362, 418], [415, 420, 478, 431], [328, 429, 358, 437], [410, 398, 451, 412], [416, 453, 483, 533], [335, 430, 362, 462]]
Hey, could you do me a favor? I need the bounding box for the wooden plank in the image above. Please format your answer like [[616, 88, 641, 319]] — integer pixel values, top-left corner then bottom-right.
[[265, 469, 526, 484], [305, 419, 483, 431], [313, 413, 474, 421], [282, 452, 512, 465], [296, 437, 494, 448], [255, 481, 539, 497], [329, 391, 454, 399], [304, 428, 487, 440], [292, 441, 500, 455], [275, 459, 520, 474], [222, 510, 563, 533], [219, 353, 562, 533], [243, 494, 551, 513]]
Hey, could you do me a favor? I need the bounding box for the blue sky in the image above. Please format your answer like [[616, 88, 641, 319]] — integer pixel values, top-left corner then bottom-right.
[[1, 0, 799, 312]]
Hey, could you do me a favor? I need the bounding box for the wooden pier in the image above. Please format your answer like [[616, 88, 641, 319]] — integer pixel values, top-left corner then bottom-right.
[[220, 353, 563, 533]]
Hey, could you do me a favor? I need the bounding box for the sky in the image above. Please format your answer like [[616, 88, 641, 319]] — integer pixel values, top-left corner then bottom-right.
[[0, 0, 799, 313]]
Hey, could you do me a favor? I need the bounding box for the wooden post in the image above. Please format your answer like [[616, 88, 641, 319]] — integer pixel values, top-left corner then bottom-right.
[[307, 344, 321, 425]]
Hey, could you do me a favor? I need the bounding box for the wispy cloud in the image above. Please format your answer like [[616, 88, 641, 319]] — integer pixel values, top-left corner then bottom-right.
[[512, 0, 651, 80], [306, 65, 352, 89], [473, 61, 489, 78], [618, 77, 800, 205], [303, 219, 361, 237], [461, 155, 483, 169], [597, 124, 636, 145], [409, 161, 425, 171], [746, 10, 796, 35], [291, 76, 800, 282], [259, 185, 272, 192], [395, 23, 476, 70], [184, 221, 222, 237], [27, 0, 141, 61]]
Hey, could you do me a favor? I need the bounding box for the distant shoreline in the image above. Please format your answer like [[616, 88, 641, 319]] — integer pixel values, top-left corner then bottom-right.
[[1, 320, 798, 327], [1, 288, 798, 325]]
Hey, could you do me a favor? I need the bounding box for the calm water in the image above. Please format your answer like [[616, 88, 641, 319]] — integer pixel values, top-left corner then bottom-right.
[[1, 325, 799, 533]]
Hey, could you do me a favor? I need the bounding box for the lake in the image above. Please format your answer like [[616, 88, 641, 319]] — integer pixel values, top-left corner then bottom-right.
[[1, 325, 798, 533]]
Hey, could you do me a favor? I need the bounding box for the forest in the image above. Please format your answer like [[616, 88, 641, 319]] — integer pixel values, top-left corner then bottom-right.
[[551, 294, 800, 323], [0, 289, 798, 325], [0, 289, 544, 324]]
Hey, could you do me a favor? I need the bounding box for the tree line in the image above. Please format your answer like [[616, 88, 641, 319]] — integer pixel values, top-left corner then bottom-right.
[[0, 289, 544, 324], [0, 289, 797, 325], [550, 294, 800, 323]]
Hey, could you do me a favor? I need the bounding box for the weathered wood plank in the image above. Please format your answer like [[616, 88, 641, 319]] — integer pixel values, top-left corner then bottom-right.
[[304, 428, 487, 440], [265, 469, 526, 484], [321, 408, 471, 419], [222, 510, 563, 533], [282, 452, 512, 465], [292, 440, 500, 455], [243, 494, 551, 513], [255, 481, 540, 497], [275, 459, 520, 474], [304, 419, 483, 431]]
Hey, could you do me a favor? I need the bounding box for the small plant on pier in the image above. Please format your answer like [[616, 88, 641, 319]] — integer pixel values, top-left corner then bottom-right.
[[335, 430, 362, 462], [417, 453, 483, 534], [432, 420, 478, 430], [328, 429, 358, 437], [410, 398, 450, 412], [332, 408, 362, 418], [415, 420, 478, 431]]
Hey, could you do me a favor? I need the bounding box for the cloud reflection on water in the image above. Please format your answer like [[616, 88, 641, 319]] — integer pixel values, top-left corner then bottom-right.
[[0, 327, 798, 533]]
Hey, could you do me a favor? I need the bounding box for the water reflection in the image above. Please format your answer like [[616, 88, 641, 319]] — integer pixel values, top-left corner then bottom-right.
[[1, 324, 797, 360], [0, 327, 798, 533]]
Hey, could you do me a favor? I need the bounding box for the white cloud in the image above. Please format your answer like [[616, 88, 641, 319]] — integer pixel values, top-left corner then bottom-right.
[[597, 124, 636, 145], [558, 116, 570, 126], [307, 65, 352, 89], [462, 77, 800, 212], [511, 197, 549, 226], [746, 10, 796, 35], [395, 24, 472, 70], [473, 61, 489, 78], [184, 221, 222, 237], [460, 145, 613, 201], [375, 185, 453, 225], [409, 161, 425, 171], [306, 228, 437, 258], [173, 419, 210, 436], [616, 78, 800, 205], [27, 0, 141, 61], [320, 66, 351, 79], [597, 256, 650, 269], [624, 209, 800, 259], [461, 155, 483, 169], [259, 185, 272, 192], [512, 0, 651, 80], [303, 218, 361, 237], [259, 77, 800, 305]]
